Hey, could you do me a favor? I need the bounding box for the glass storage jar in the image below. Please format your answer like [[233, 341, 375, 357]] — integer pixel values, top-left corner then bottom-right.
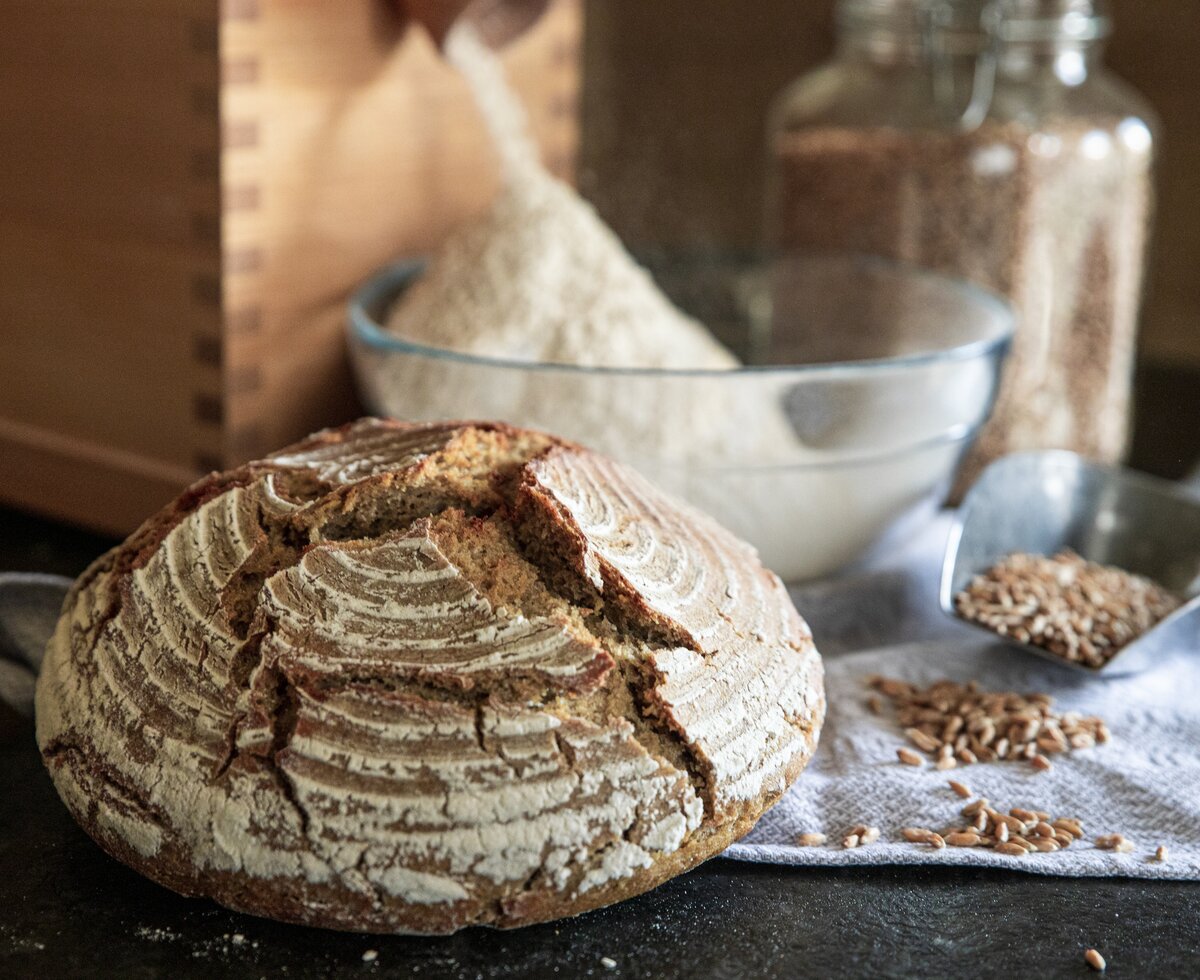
[[765, 0, 1157, 490]]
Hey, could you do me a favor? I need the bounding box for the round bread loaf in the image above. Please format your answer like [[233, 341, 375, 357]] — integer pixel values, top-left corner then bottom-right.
[[36, 419, 824, 933]]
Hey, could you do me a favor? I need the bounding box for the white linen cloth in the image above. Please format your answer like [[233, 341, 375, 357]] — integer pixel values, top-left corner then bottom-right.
[[725, 517, 1200, 879]]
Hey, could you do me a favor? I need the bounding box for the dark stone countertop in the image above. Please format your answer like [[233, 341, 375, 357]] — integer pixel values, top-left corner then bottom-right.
[[3, 706, 1199, 979], [3, 363, 1199, 978]]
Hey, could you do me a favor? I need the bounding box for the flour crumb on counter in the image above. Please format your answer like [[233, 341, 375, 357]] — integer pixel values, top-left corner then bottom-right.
[[133, 925, 182, 943]]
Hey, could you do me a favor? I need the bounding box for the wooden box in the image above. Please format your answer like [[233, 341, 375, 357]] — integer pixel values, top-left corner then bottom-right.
[[0, 0, 580, 534]]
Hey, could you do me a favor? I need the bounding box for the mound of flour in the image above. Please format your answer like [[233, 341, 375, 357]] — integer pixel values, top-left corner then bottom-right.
[[380, 24, 796, 465], [386, 168, 738, 370]]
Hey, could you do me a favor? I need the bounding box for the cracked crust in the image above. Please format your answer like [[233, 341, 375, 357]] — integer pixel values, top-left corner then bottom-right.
[[35, 418, 824, 934]]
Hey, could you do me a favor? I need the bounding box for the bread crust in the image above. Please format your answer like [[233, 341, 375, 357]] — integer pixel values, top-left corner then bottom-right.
[[36, 418, 824, 934]]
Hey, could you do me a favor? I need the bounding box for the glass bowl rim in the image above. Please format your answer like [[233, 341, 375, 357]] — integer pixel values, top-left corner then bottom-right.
[[348, 256, 1015, 380], [622, 418, 984, 474]]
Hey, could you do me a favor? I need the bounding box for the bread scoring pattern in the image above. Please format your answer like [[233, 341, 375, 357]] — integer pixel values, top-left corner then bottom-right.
[[522, 448, 821, 816], [36, 419, 823, 933]]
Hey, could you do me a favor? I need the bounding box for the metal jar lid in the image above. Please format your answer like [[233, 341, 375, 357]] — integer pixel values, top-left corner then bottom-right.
[[836, 0, 1112, 129]]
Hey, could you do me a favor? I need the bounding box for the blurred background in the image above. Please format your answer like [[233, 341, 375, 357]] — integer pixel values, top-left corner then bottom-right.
[[1, 0, 1197, 545], [581, 0, 1197, 377]]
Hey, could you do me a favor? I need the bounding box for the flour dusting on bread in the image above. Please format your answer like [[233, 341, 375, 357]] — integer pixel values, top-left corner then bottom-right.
[[36, 418, 823, 934]]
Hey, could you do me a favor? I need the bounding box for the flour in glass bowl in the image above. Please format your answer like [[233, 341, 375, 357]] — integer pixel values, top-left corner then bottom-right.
[[382, 23, 799, 464]]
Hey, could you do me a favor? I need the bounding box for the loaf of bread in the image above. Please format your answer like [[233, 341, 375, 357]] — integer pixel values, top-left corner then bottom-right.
[[36, 419, 824, 933]]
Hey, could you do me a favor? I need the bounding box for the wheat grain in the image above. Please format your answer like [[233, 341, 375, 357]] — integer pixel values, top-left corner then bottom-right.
[[954, 551, 1179, 669], [866, 676, 1108, 772]]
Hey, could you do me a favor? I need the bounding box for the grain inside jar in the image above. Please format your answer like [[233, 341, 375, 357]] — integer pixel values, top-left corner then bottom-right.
[[765, 0, 1156, 492]]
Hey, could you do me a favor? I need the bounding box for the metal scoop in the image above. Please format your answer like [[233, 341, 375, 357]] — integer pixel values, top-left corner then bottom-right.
[[939, 451, 1200, 676]]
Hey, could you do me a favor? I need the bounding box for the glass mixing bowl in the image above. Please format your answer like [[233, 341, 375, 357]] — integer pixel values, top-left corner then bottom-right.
[[347, 253, 1013, 581]]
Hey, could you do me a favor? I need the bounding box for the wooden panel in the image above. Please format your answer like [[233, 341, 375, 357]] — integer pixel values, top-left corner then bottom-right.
[[0, 418, 198, 537], [0, 13, 218, 248], [0, 228, 222, 459], [0, 0, 582, 533], [219, 0, 582, 462], [0, 0, 222, 477]]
